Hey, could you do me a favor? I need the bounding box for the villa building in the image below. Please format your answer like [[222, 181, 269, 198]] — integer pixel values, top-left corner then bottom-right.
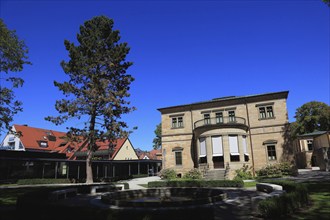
[[294, 131, 330, 171], [158, 91, 291, 179]]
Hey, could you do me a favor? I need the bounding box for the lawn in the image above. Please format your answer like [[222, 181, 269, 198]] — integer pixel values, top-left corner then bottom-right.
[[286, 182, 330, 220]]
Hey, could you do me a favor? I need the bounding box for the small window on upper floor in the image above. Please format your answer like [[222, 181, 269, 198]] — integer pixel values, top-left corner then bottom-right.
[[172, 116, 184, 128], [259, 106, 275, 119], [204, 114, 211, 125], [307, 140, 313, 151], [228, 111, 236, 122], [215, 112, 223, 124]]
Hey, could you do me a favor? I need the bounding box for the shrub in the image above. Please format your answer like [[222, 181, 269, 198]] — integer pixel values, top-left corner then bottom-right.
[[256, 162, 297, 179], [233, 164, 253, 181], [148, 179, 244, 188], [183, 168, 202, 180], [17, 178, 71, 185], [257, 180, 309, 218], [159, 168, 177, 180]]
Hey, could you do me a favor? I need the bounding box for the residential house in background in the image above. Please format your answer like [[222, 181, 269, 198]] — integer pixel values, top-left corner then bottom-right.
[[0, 124, 138, 161], [294, 131, 330, 171], [158, 91, 291, 179]]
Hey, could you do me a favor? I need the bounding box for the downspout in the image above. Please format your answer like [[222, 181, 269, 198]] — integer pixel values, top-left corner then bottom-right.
[[245, 99, 256, 176], [190, 105, 197, 168]]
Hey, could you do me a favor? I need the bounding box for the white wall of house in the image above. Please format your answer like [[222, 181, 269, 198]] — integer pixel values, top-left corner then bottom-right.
[[0, 127, 25, 151], [113, 139, 138, 160]]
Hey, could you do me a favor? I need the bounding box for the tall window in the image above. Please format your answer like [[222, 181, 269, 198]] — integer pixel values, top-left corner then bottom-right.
[[228, 111, 236, 122], [215, 112, 223, 124], [175, 151, 182, 165], [267, 145, 277, 161], [259, 106, 274, 119], [307, 140, 313, 151], [172, 116, 183, 128], [229, 135, 240, 162], [204, 114, 211, 125], [242, 135, 249, 162]]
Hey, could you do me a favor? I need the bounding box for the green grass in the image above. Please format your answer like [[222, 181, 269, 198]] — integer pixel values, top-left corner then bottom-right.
[[243, 181, 256, 188], [286, 182, 330, 220], [0, 188, 41, 206]]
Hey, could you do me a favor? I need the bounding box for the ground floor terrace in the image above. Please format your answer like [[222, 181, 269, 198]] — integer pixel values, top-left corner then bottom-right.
[[0, 150, 161, 182]]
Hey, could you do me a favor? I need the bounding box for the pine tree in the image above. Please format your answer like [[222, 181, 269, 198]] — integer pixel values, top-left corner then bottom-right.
[[46, 16, 135, 183], [0, 19, 31, 134]]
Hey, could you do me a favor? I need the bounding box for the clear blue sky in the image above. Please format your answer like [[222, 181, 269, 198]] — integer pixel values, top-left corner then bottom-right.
[[1, 0, 329, 150]]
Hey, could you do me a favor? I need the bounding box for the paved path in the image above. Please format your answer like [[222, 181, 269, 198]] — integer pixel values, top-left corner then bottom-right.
[[120, 176, 162, 189]]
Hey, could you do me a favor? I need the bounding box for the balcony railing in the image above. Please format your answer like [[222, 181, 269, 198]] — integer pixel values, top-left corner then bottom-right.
[[194, 116, 247, 129]]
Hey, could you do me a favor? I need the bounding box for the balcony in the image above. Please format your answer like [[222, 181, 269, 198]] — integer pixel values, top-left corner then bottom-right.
[[194, 116, 248, 131]]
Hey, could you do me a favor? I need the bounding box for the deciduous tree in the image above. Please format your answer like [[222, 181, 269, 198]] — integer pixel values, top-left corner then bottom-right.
[[46, 16, 135, 183], [291, 101, 330, 137], [152, 123, 162, 150]]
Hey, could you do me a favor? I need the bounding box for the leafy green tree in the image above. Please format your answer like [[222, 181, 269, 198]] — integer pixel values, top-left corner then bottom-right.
[[322, 0, 330, 7], [291, 101, 330, 137], [46, 16, 135, 183], [0, 19, 31, 134], [152, 123, 162, 150]]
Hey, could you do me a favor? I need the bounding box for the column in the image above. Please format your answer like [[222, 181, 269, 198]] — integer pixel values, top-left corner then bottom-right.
[[206, 136, 214, 169]]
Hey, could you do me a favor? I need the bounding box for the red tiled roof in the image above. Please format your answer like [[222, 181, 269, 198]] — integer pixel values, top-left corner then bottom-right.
[[13, 124, 84, 159], [79, 138, 127, 160], [14, 124, 67, 151]]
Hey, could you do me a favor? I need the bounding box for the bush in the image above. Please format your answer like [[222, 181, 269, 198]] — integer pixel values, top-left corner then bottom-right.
[[256, 162, 297, 179], [17, 178, 71, 185], [148, 179, 244, 188], [159, 168, 177, 180], [257, 180, 309, 218], [233, 164, 253, 181], [183, 168, 202, 180]]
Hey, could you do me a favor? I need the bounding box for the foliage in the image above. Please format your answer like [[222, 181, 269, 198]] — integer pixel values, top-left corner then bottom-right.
[[183, 168, 202, 180], [152, 123, 162, 150], [258, 181, 309, 218], [159, 168, 177, 180], [17, 178, 71, 185], [256, 162, 297, 179], [0, 19, 31, 134], [233, 164, 253, 181], [148, 179, 244, 188], [291, 101, 330, 138], [45, 16, 135, 183], [323, 0, 330, 7]]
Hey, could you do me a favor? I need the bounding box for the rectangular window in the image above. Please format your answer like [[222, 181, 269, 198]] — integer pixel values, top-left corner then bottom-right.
[[242, 135, 249, 162], [171, 116, 184, 128], [215, 112, 223, 123], [175, 151, 182, 165], [204, 114, 211, 125], [266, 106, 274, 118], [259, 107, 266, 119], [178, 117, 183, 127], [229, 135, 240, 162], [199, 138, 207, 157], [259, 106, 275, 119], [212, 136, 223, 156], [267, 145, 277, 161], [307, 140, 313, 151], [172, 118, 177, 128], [228, 111, 236, 122]]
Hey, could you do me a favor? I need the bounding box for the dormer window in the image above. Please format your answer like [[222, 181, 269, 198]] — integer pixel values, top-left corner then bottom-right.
[[39, 141, 48, 148]]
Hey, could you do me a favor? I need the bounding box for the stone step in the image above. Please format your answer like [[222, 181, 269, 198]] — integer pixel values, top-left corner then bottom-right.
[[204, 170, 226, 180]]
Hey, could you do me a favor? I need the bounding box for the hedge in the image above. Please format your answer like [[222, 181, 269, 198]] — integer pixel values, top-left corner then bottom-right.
[[148, 179, 244, 188], [257, 180, 309, 219], [17, 178, 71, 185]]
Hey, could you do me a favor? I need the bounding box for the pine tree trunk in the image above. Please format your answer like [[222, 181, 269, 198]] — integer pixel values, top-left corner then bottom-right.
[[86, 149, 94, 183]]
